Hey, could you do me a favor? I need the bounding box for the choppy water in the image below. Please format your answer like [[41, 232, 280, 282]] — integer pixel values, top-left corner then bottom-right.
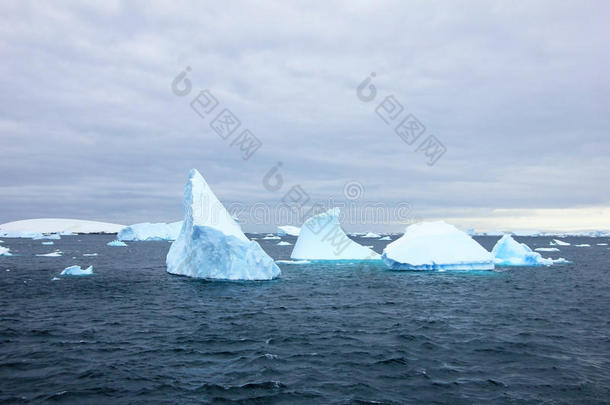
[[0, 235, 609, 404]]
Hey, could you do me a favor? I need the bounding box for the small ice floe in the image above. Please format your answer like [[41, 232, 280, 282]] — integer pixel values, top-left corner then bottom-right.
[[107, 240, 127, 247], [378, 236, 391, 241], [52, 277, 60, 281], [42, 241, 54, 245], [535, 247, 560, 252], [276, 241, 292, 246], [83, 253, 98, 256], [61, 265, 93, 276], [551, 239, 570, 246], [0, 246, 12, 256], [552, 258, 571, 264], [36, 251, 62, 257], [574, 244, 591, 247], [262, 235, 281, 240], [275, 260, 311, 265], [597, 243, 608, 246], [361, 232, 381, 238]]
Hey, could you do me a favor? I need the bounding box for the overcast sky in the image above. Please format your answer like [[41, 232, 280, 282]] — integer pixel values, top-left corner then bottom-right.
[[1, 1, 609, 232]]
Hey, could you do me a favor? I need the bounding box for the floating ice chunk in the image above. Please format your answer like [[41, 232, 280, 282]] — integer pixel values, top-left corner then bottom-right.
[[61, 265, 93, 276], [382, 221, 494, 270], [41, 241, 54, 245], [290, 208, 380, 261], [597, 243, 608, 246], [361, 232, 381, 238], [166, 169, 280, 281], [107, 240, 127, 247], [32, 233, 61, 240], [52, 277, 60, 281], [83, 253, 98, 256], [0, 246, 11, 256], [552, 257, 570, 264], [378, 236, 391, 241], [535, 247, 560, 252], [118, 221, 183, 241], [277, 241, 292, 246], [262, 235, 281, 240], [574, 244, 591, 247], [277, 226, 300, 236], [492, 235, 553, 266], [0, 230, 44, 239], [36, 251, 62, 257], [275, 260, 311, 264], [551, 239, 570, 246]]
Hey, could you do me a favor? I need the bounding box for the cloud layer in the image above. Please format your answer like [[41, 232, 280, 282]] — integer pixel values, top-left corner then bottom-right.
[[1, 1, 609, 231]]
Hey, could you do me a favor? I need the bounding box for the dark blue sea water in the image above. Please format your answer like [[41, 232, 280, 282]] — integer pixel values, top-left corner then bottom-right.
[[0, 235, 609, 404]]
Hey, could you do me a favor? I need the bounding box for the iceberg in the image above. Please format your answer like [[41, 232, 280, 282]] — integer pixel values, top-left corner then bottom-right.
[[290, 208, 380, 261], [535, 247, 560, 252], [551, 239, 570, 246], [275, 260, 310, 264], [107, 240, 127, 247], [0, 230, 44, 239], [361, 232, 381, 238], [0, 246, 11, 256], [61, 265, 93, 276], [42, 241, 54, 245], [262, 235, 281, 240], [378, 236, 391, 241], [118, 221, 182, 241], [166, 169, 280, 281], [83, 253, 98, 256], [277, 241, 292, 246], [277, 225, 300, 236], [0, 218, 124, 234], [32, 233, 61, 240], [597, 243, 608, 246], [574, 244, 591, 247], [382, 221, 494, 271], [492, 235, 552, 266]]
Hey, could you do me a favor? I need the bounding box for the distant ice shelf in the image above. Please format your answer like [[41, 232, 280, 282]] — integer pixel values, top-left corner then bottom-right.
[[0, 218, 124, 235]]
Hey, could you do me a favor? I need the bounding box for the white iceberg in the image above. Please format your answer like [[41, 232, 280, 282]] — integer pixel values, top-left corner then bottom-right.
[[0, 246, 11, 256], [277, 225, 300, 236], [33, 233, 61, 240], [262, 235, 281, 240], [597, 243, 608, 246], [551, 239, 570, 246], [36, 251, 62, 257], [535, 247, 560, 252], [41, 241, 54, 245], [61, 265, 93, 276], [166, 169, 280, 281], [0, 218, 124, 234], [118, 221, 182, 241], [574, 244, 591, 247], [361, 232, 381, 238], [277, 241, 292, 246], [290, 208, 380, 261], [83, 253, 98, 256], [378, 236, 391, 241], [0, 230, 44, 239], [107, 240, 127, 247], [492, 235, 552, 266], [275, 260, 310, 265], [382, 221, 494, 271]]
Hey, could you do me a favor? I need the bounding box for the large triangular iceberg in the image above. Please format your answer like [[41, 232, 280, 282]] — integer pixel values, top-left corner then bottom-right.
[[382, 221, 494, 270], [290, 208, 380, 260], [166, 169, 280, 280], [492, 234, 552, 266]]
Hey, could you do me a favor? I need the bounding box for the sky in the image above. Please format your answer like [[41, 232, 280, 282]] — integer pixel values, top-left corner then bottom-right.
[[0, 1, 609, 232]]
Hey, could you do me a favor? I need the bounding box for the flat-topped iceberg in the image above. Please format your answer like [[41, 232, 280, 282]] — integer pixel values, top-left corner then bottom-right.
[[492, 234, 552, 266], [118, 221, 182, 241], [382, 221, 494, 271], [290, 208, 380, 261], [0, 218, 124, 234], [277, 225, 300, 236], [61, 265, 93, 276], [166, 169, 280, 281]]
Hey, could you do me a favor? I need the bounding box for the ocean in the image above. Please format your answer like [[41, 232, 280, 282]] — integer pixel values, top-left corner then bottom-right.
[[0, 235, 609, 403]]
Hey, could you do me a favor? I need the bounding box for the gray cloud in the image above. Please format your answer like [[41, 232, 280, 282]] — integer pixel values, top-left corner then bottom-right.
[[0, 0, 609, 231]]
